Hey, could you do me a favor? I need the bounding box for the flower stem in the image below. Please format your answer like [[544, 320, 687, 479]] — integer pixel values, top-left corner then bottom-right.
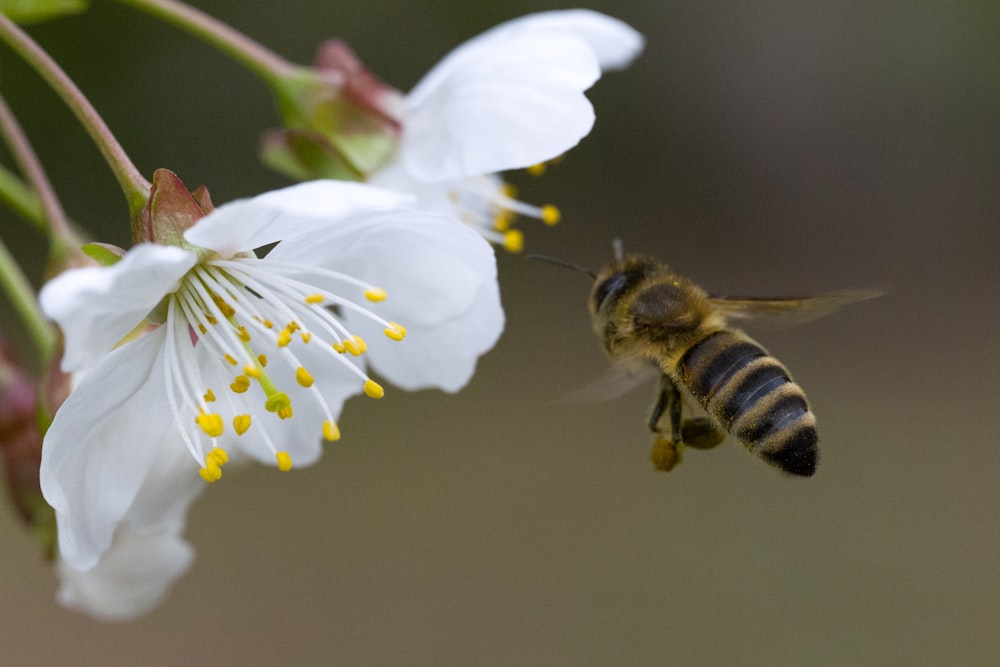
[[0, 236, 55, 362], [109, 0, 298, 85], [0, 13, 150, 217], [0, 92, 76, 249], [0, 165, 45, 232]]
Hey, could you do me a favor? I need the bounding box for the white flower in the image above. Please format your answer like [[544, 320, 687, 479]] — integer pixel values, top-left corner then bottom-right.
[[370, 9, 644, 250], [40, 178, 502, 574]]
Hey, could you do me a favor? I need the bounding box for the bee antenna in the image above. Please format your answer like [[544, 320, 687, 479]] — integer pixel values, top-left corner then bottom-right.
[[611, 238, 625, 261], [525, 253, 596, 279]]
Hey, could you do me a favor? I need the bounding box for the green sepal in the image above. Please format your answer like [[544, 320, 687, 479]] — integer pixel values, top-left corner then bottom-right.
[[80, 242, 124, 266], [0, 0, 89, 24]]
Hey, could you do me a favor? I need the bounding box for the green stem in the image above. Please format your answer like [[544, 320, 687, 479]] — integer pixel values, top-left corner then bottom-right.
[[0, 13, 150, 217], [0, 236, 55, 362], [110, 0, 298, 85], [0, 166, 45, 231]]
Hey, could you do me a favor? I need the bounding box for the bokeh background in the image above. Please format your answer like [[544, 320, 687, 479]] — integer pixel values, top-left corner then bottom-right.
[[1, 1, 999, 664]]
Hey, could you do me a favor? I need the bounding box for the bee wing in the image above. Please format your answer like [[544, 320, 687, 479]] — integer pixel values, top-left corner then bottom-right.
[[558, 362, 659, 405], [709, 290, 884, 327]]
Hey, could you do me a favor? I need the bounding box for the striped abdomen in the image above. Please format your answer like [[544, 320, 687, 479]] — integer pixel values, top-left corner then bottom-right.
[[677, 330, 817, 476]]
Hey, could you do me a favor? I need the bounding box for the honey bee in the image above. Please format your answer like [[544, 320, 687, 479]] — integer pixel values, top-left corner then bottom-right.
[[588, 243, 878, 476]]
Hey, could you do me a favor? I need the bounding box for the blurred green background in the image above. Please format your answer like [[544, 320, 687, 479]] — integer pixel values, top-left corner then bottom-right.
[[1, 1, 999, 664]]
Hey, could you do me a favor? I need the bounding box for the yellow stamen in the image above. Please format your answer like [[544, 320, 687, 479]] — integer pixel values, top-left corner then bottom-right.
[[199, 466, 222, 483], [305, 293, 324, 304], [526, 162, 547, 176], [503, 229, 524, 253], [343, 336, 366, 356], [203, 388, 216, 403], [493, 212, 512, 231], [237, 325, 251, 342], [541, 205, 561, 226], [332, 341, 345, 353], [301, 331, 312, 344], [502, 183, 518, 198], [206, 315, 218, 325], [257, 354, 268, 367], [195, 412, 224, 438], [231, 375, 250, 393], [243, 364, 261, 379], [212, 294, 235, 318], [207, 447, 229, 466], [224, 354, 238, 366], [277, 327, 292, 348], [363, 379, 384, 399], [364, 287, 387, 302], [233, 414, 251, 435], [323, 420, 341, 442], [276, 451, 292, 472], [198, 324, 207, 335], [277, 406, 293, 420], [296, 367, 314, 388], [384, 322, 407, 341]]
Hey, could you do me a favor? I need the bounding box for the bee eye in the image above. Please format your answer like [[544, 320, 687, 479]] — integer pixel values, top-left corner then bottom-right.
[[592, 274, 628, 313]]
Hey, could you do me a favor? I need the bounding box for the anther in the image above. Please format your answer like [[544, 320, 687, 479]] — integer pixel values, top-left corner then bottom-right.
[[364, 287, 387, 302], [233, 414, 251, 435], [363, 379, 384, 399], [224, 354, 238, 366], [296, 367, 314, 388], [231, 375, 250, 393], [323, 420, 341, 441], [195, 412, 224, 437], [305, 293, 324, 304], [243, 364, 262, 379], [384, 322, 407, 341], [203, 388, 216, 402], [276, 451, 292, 472], [527, 162, 547, 176], [265, 391, 292, 414], [257, 354, 268, 367], [503, 230, 524, 253], [237, 326, 251, 342], [541, 205, 561, 226], [277, 328, 292, 347]]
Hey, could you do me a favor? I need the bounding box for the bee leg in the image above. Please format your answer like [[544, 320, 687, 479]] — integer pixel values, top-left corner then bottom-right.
[[649, 376, 684, 471], [679, 418, 726, 450]]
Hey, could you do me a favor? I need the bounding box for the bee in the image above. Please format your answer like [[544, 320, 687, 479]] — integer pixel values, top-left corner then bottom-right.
[[588, 243, 878, 476]]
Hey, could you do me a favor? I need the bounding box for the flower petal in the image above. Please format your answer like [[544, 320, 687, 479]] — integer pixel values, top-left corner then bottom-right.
[[402, 28, 600, 182], [40, 244, 195, 372], [56, 526, 194, 622], [448, 9, 645, 72], [184, 181, 412, 257], [269, 208, 503, 392], [41, 327, 175, 570], [349, 271, 503, 392]]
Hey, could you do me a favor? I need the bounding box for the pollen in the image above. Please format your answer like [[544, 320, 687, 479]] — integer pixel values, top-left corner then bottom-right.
[[384, 322, 407, 341], [364, 287, 387, 302], [233, 413, 251, 435], [343, 336, 366, 356], [212, 294, 235, 318], [203, 388, 216, 402], [195, 412, 224, 438], [305, 293, 324, 304], [198, 324, 207, 335], [296, 366, 314, 388], [199, 448, 229, 483], [503, 230, 524, 253], [257, 354, 268, 367], [527, 162, 547, 176], [300, 331, 312, 344], [237, 325, 251, 342], [323, 420, 341, 441], [231, 375, 250, 393], [243, 364, 262, 379], [224, 354, 238, 366], [541, 205, 561, 226], [363, 379, 384, 399], [277, 327, 292, 347], [276, 451, 293, 471]]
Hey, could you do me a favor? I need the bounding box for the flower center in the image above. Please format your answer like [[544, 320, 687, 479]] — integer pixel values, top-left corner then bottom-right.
[[163, 257, 406, 482]]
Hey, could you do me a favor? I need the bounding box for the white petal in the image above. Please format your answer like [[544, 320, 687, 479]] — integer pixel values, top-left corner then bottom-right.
[[402, 29, 600, 182], [268, 209, 495, 325], [56, 527, 194, 622], [40, 245, 195, 373], [184, 181, 413, 257], [349, 272, 504, 392], [41, 327, 175, 570], [456, 10, 645, 72]]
